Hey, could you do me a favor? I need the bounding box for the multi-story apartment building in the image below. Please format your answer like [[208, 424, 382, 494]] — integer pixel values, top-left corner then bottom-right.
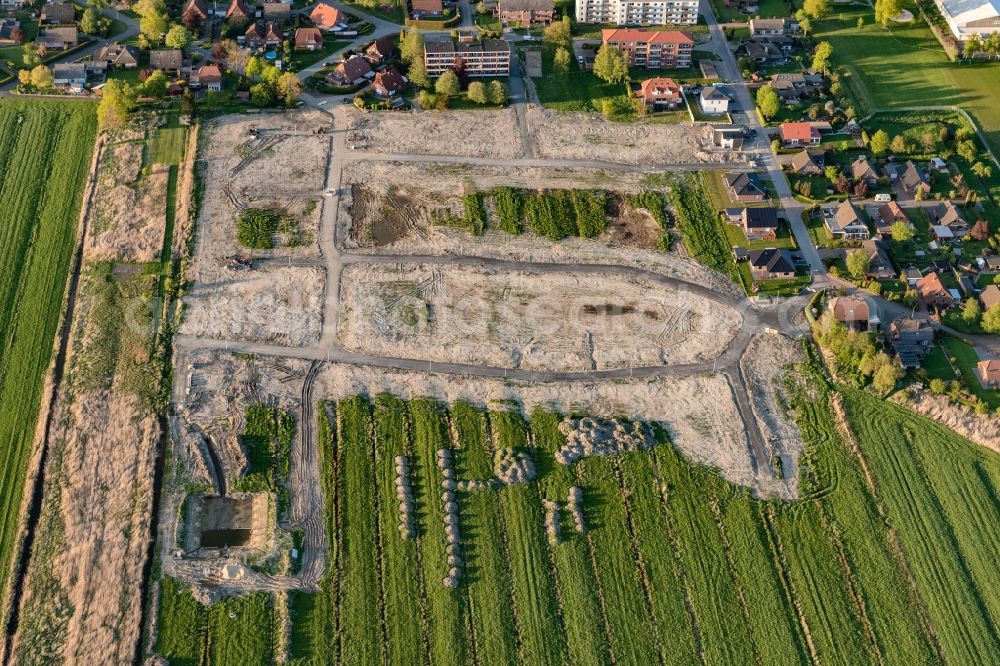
[[424, 39, 512, 77], [577, 0, 699, 26], [601, 29, 694, 68]]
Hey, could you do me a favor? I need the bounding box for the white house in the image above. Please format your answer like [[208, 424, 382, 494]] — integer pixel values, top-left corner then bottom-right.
[[576, 0, 699, 25], [699, 86, 730, 114], [934, 0, 1000, 38]]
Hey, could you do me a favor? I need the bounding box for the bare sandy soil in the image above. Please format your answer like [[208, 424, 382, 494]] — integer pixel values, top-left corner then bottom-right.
[[895, 388, 1000, 455], [338, 262, 741, 371], [180, 266, 325, 346], [526, 107, 745, 165], [87, 142, 168, 263], [342, 106, 524, 159]]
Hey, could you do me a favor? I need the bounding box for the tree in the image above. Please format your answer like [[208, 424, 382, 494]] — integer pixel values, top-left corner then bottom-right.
[[803, 0, 830, 18], [972, 161, 993, 179], [553, 46, 571, 76], [417, 90, 436, 109], [276, 71, 301, 105], [407, 57, 429, 89], [400, 28, 424, 65], [29, 64, 52, 90], [488, 79, 507, 105], [165, 24, 192, 49], [873, 363, 901, 394], [543, 15, 571, 49], [80, 7, 101, 35], [965, 33, 984, 58], [771, 138, 781, 153], [17, 68, 30, 87], [890, 134, 910, 154], [891, 220, 914, 242], [866, 129, 889, 157], [846, 249, 870, 279], [250, 82, 276, 107], [755, 85, 780, 119], [798, 16, 812, 35], [875, 0, 903, 25], [261, 64, 280, 85], [957, 139, 977, 162], [142, 69, 168, 98], [824, 165, 840, 181], [466, 80, 488, 104], [983, 303, 1000, 333], [963, 297, 982, 323], [140, 10, 168, 43], [435, 69, 460, 98], [97, 79, 137, 130], [971, 219, 990, 240], [476, 1, 487, 13], [593, 44, 628, 84], [812, 41, 833, 73], [857, 16, 864, 29], [245, 56, 262, 79], [21, 44, 39, 68]]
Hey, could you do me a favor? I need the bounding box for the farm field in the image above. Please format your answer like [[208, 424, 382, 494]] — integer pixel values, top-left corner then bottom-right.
[[814, 3, 1000, 155], [0, 100, 97, 623], [154, 384, 1000, 664]]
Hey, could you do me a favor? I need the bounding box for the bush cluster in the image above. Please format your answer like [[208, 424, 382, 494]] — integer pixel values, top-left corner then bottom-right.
[[236, 208, 279, 249]]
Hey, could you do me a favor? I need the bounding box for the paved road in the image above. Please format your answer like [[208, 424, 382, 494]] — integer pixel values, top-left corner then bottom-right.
[[700, 2, 824, 276]]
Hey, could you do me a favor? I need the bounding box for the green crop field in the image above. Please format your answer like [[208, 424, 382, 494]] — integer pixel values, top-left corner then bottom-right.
[[154, 375, 1000, 664], [0, 100, 97, 620]]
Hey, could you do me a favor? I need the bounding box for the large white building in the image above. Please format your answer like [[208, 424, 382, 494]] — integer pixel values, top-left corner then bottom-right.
[[576, 0, 700, 26], [934, 0, 1000, 38]]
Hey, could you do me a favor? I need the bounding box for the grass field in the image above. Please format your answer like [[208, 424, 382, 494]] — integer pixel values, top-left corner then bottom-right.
[[815, 2, 1000, 155], [153, 373, 1000, 664], [145, 113, 187, 166], [0, 100, 97, 622]]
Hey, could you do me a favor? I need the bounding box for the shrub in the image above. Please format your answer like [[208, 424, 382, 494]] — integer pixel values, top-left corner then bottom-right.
[[492, 186, 524, 234], [463, 192, 487, 235], [236, 208, 278, 249]]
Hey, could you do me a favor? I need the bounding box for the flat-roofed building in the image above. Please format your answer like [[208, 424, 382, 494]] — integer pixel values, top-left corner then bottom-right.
[[577, 0, 700, 26], [601, 28, 693, 67], [424, 39, 512, 77]]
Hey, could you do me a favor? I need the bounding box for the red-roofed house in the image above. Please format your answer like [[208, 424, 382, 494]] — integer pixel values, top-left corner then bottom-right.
[[310, 3, 348, 30], [182, 0, 209, 28], [191, 64, 223, 91], [917, 272, 954, 309], [978, 359, 1000, 387], [294, 27, 323, 51], [245, 21, 283, 50], [779, 122, 820, 146], [225, 0, 253, 23], [635, 77, 682, 110], [373, 65, 406, 97], [601, 29, 693, 68]]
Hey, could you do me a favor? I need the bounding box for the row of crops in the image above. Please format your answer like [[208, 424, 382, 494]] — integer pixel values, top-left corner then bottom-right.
[[0, 100, 97, 622], [154, 387, 1000, 665]]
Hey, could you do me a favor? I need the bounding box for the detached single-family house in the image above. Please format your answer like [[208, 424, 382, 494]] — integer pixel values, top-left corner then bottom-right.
[[95, 43, 140, 69], [744, 41, 785, 65], [40, 2, 76, 24], [861, 238, 896, 279], [37, 26, 78, 52], [497, 0, 555, 25], [748, 248, 796, 280], [901, 266, 923, 286], [851, 155, 879, 186], [635, 77, 682, 110], [310, 2, 348, 30], [0, 19, 23, 46], [412, 0, 445, 13], [789, 149, 824, 176], [741, 207, 779, 240], [373, 65, 406, 97], [979, 255, 1000, 273], [876, 201, 908, 237], [191, 64, 223, 91], [365, 37, 397, 65], [712, 125, 743, 149], [149, 49, 183, 75], [978, 359, 1000, 388], [889, 317, 934, 368], [52, 62, 87, 92], [917, 272, 955, 309], [932, 201, 968, 235], [724, 172, 767, 202], [225, 0, 253, 23], [262, 2, 292, 19], [828, 295, 871, 331], [327, 54, 373, 86], [779, 122, 820, 147], [825, 200, 870, 240], [245, 21, 283, 50], [981, 284, 1000, 310], [749, 17, 796, 36], [931, 225, 955, 242], [294, 27, 324, 51], [699, 86, 730, 114], [901, 160, 931, 195]]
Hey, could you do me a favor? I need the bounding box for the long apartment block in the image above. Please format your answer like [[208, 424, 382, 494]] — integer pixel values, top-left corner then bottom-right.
[[424, 39, 512, 77], [601, 28, 694, 68], [577, 0, 700, 25]]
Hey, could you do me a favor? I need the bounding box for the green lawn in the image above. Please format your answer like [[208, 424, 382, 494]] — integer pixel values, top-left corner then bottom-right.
[[145, 113, 187, 166], [289, 40, 352, 72], [815, 2, 1000, 156], [942, 335, 1000, 408], [723, 221, 797, 250]]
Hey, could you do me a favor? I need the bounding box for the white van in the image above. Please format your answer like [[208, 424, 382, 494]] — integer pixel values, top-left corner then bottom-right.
[[874, 193, 893, 202]]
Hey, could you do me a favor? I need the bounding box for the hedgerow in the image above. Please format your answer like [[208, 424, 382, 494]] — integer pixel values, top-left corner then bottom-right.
[[463, 192, 487, 236], [492, 186, 524, 235]]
